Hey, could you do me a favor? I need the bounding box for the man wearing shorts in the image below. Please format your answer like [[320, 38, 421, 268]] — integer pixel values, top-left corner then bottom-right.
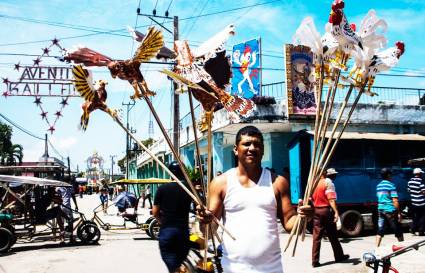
[[376, 168, 404, 247]]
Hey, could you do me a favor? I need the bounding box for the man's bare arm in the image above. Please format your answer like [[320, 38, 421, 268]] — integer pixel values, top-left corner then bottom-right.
[[328, 199, 339, 222], [275, 175, 297, 232], [152, 205, 161, 224]]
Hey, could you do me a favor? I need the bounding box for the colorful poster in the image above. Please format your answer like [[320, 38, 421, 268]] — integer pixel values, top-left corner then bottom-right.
[[284, 44, 317, 116], [231, 38, 261, 99]]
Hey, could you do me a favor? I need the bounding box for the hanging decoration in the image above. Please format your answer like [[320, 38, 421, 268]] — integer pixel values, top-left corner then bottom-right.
[[64, 27, 164, 100], [1, 38, 77, 133]]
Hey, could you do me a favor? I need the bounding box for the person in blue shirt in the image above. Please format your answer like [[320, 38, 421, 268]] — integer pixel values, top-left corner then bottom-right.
[[376, 168, 404, 247]]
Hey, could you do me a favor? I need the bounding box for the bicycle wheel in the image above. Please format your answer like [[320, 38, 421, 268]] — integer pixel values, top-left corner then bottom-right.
[[148, 218, 160, 240], [179, 259, 196, 273], [77, 223, 101, 244], [0, 227, 14, 253]]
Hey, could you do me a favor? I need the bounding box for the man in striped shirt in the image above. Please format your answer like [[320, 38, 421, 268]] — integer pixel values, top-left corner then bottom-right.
[[376, 168, 404, 247], [407, 168, 425, 236]]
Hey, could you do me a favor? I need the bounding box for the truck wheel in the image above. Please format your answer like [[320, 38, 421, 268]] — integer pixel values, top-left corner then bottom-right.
[[0, 227, 14, 253], [340, 210, 363, 237], [180, 259, 196, 273]]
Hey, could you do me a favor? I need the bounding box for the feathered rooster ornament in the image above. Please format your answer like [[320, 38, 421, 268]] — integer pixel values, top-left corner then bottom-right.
[[65, 27, 164, 100], [161, 24, 254, 119], [349, 41, 405, 95], [72, 65, 116, 131]]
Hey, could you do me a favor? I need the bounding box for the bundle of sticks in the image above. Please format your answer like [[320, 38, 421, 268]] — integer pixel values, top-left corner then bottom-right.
[[284, 0, 405, 255]]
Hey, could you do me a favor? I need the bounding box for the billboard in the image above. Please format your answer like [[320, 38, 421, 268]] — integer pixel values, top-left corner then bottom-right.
[[284, 44, 317, 116], [231, 38, 261, 99]]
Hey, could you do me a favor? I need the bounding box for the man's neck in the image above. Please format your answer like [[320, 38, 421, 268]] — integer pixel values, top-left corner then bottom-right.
[[237, 162, 262, 185]]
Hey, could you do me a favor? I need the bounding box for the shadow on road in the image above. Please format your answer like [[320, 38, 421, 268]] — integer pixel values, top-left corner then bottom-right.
[[0, 242, 99, 256], [318, 257, 362, 267]]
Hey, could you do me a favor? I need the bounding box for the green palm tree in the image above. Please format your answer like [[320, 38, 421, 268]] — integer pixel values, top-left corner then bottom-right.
[[0, 122, 24, 165]]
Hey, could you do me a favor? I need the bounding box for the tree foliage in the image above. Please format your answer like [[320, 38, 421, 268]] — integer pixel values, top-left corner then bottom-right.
[[0, 122, 23, 165]]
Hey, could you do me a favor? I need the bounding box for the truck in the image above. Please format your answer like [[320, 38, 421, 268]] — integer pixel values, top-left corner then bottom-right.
[[288, 130, 425, 236]]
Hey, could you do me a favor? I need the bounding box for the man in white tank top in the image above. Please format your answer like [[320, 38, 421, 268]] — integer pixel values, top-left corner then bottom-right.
[[200, 126, 311, 273]]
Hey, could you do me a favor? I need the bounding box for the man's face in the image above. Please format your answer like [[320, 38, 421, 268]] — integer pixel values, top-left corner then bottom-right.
[[234, 134, 264, 166]]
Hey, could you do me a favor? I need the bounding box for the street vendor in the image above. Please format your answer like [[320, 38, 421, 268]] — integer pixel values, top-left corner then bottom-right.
[[198, 125, 312, 273]]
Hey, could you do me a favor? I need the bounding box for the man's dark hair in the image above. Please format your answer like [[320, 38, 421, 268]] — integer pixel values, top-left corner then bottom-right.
[[168, 161, 185, 180], [381, 168, 392, 180], [235, 126, 263, 145]]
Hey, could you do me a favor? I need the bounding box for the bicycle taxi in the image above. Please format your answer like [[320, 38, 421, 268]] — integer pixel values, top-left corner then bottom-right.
[[0, 174, 100, 253], [91, 177, 173, 239]]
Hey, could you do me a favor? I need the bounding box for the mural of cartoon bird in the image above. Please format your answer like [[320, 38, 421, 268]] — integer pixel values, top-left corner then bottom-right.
[[72, 65, 116, 131], [65, 27, 164, 100], [161, 24, 254, 118]]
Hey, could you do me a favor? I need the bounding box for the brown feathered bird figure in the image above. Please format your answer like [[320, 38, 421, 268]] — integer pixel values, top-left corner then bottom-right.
[[161, 24, 254, 118], [65, 27, 164, 100], [72, 65, 116, 131]]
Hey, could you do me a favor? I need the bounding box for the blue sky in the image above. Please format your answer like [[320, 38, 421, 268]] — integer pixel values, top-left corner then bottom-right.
[[0, 0, 424, 173]]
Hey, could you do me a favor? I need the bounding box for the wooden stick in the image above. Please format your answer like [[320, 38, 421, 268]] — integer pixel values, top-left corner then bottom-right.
[[204, 110, 214, 269], [110, 112, 235, 240], [318, 86, 365, 177], [187, 89, 206, 197], [291, 217, 302, 257], [304, 62, 325, 203], [138, 83, 203, 206], [308, 84, 355, 196], [284, 215, 300, 252]]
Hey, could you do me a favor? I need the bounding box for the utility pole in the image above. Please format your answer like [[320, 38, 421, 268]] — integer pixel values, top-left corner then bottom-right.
[[110, 155, 116, 182], [67, 156, 71, 181], [136, 7, 179, 158], [172, 16, 180, 157], [122, 100, 135, 179]]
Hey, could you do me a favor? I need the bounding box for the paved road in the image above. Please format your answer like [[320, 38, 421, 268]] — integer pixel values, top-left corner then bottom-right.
[[1, 194, 424, 273]]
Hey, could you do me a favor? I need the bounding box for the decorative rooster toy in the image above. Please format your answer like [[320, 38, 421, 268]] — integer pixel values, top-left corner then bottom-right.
[[161, 24, 254, 118], [65, 27, 164, 100], [72, 65, 116, 131], [350, 41, 405, 95], [327, 0, 363, 68]]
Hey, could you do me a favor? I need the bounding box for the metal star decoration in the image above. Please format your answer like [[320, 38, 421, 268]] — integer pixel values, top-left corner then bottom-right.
[[51, 38, 60, 46], [48, 126, 55, 133], [2, 91, 9, 97], [14, 63, 21, 71], [55, 111, 62, 117], [33, 58, 41, 66], [41, 111, 48, 120], [33, 97, 42, 105], [60, 98, 68, 106], [42, 47, 50, 55], [2, 78, 9, 84]]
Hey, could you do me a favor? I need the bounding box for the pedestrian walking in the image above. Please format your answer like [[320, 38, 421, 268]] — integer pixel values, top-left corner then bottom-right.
[[142, 185, 152, 209], [100, 188, 109, 215], [407, 168, 425, 236], [153, 161, 192, 273], [376, 168, 404, 247], [311, 168, 349, 267]]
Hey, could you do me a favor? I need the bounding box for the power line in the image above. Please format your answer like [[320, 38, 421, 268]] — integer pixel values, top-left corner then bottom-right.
[[0, 112, 44, 140]]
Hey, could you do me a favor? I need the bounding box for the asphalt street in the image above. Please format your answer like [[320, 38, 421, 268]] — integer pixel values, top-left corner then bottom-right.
[[1, 194, 424, 273]]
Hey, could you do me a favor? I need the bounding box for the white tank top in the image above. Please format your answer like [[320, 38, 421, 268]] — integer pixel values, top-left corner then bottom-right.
[[221, 168, 283, 273]]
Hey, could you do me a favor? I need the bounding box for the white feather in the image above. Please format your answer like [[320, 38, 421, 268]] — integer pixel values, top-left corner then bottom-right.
[[192, 24, 235, 60]]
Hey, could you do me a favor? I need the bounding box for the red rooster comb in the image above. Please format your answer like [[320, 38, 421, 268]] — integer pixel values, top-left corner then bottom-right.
[[332, 0, 345, 11], [395, 41, 405, 57], [350, 23, 356, 32]]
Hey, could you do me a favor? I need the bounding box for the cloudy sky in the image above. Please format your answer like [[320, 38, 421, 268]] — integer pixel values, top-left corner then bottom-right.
[[0, 0, 424, 173]]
